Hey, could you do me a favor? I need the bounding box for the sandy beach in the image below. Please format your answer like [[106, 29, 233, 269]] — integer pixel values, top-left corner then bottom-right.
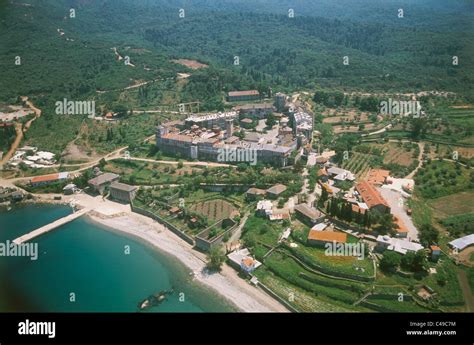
[[1, 190, 288, 312], [89, 212, 288, 312]]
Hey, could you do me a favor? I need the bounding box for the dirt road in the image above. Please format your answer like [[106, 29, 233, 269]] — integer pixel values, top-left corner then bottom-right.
[[0, 97, 42, 166], [457, 270, 474, 312], [405, 142, 424, 179]]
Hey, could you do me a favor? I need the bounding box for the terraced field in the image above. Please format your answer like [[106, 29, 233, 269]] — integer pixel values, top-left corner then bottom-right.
[[189, 199, 238, 221], [440, 107, 474, 126], [382, 143, 417, 167], [342, 152, 377, 180]]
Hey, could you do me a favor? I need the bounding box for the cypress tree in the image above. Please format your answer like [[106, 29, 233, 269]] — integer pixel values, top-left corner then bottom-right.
[[363, 212, 369, 227], [346, 203, 352, 222]]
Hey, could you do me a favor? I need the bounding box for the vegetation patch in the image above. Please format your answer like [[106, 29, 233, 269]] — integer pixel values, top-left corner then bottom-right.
[[414, 161, 473, 199]]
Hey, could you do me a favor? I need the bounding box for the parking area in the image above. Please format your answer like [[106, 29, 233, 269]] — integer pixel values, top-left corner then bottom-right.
[[379, 187, 419, 241]]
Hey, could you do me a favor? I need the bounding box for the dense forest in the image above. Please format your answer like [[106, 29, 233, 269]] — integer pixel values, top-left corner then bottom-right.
[[0, 0, 473, 105]]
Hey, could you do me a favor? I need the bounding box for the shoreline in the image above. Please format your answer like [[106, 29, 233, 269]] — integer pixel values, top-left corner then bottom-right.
[[87, 212, 289, 313], [3, 195, 289, 312]]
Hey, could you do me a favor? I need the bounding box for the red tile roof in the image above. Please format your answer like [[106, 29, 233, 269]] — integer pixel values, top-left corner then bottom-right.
[[321, 183, 333, 194], [317, 169, 328, 177], [355, 181, 389, 209], [31, 174, 60, 183], [308, 230, 347, 243], [162, 133, 193, 142], [352, 204, 366, 215], [242, 257, 255, 268], [367, 169, 390, 185]]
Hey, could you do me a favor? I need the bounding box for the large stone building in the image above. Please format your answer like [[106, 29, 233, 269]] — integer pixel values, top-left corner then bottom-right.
[[294, 204, 325, 226], [156, 119, 296, 167], [273, 92, 287, 112], [235, 103, 274, 118], [109, 182, 137, 203], [88, 173, 120, 194], [291, 111, 313, 140]]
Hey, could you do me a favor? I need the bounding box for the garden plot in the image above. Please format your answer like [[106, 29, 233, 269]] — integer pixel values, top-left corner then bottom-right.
[[189, 199, 238, 221]]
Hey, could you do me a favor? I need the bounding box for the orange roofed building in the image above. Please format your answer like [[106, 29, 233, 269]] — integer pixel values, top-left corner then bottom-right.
[[307, 230, 347, 247], [366, 169, 390, 186], [30, 172, 69, 187], [355, 181, 390, 213]]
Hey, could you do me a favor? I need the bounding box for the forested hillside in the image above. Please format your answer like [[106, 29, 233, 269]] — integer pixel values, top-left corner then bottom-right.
[[1, 0, 473, 104]]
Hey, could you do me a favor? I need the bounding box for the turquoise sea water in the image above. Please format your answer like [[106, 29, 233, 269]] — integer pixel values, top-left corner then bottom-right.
[[0, 204, 235, 312]]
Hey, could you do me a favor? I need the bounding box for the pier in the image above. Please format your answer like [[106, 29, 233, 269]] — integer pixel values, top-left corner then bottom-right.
[[13, 208, 91, 245]]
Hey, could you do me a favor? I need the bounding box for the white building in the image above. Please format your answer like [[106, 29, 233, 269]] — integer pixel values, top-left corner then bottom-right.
[[310, 223, 328, 232], [279, 228, 292, 242], [227, 248, 262, 274], [256, 200, 273, 216], [376, 235, 423, 255], [327, 166, 355, 181], [449, 234, 474, 252]]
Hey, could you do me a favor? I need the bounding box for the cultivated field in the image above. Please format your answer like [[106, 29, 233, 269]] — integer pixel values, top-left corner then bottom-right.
[[342, 152, 377, 180], [189, 199, 238, 221], [371, 142, 418, 167], [322, 109, 371, 123], [428, 191, 474, 218], [439, 106, 474, 128], [333, 123, 378, 134], [427, 144, 474, 161]]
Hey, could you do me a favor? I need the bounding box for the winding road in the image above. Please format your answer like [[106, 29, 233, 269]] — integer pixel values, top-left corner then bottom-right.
[[0, 97, 42, 166]]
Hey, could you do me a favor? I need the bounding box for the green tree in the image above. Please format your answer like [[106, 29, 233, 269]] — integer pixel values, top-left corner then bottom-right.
[[380, 251, 401, 273], [237, 163, 248, 172], [265, 113, 277, 128], [99, 158, 106, 169], [419, 224, 439, 247], [401, 251, 427, 272], [318, 187, 328, 207], [410, 118, 427, 139], [206, 246, 226, 272]]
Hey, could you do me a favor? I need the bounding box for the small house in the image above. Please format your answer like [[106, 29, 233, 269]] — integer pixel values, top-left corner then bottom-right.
[[266, 184, 287, 199], [294, 204, 325, 226], [430, 245, 441, 261]]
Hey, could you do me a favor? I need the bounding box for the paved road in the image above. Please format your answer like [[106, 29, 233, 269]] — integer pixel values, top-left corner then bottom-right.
[[379, 187, 419, 241]]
